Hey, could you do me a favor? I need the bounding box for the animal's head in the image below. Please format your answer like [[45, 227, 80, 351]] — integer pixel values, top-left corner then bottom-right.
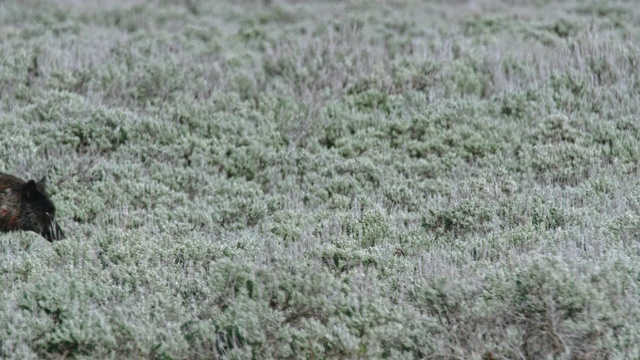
[[21, 177, 65, 242]]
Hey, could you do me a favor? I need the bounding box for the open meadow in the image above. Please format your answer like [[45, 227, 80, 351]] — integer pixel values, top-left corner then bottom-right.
[[1, 0, 640, 358]]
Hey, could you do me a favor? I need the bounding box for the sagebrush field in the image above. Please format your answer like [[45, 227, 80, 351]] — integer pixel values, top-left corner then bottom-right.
[[1, 0, 639, 358]]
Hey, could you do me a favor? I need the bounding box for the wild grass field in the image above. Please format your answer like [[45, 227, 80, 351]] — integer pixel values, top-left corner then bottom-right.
[[0, 0, 639, 358]]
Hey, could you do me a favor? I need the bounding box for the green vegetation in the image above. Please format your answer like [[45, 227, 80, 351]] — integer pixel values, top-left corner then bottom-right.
[[1, 0, 639, 358]]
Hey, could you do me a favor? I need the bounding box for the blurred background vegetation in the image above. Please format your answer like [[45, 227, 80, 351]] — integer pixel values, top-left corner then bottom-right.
[[1, 0, 639, 358]]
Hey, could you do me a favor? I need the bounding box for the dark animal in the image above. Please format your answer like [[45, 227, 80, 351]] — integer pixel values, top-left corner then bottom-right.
[[0, 173, 65, 242]]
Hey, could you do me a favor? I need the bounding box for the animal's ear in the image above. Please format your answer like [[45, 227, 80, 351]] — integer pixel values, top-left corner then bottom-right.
[[36, 176, 47, 192], [24, 180, 38, 199]]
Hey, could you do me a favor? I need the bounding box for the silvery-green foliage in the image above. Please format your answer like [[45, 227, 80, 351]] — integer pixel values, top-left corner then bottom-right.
[[1, 0, 640, 358]]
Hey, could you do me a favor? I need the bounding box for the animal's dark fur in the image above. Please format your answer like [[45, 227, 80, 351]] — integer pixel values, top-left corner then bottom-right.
[[0, 173, 65, 242]]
